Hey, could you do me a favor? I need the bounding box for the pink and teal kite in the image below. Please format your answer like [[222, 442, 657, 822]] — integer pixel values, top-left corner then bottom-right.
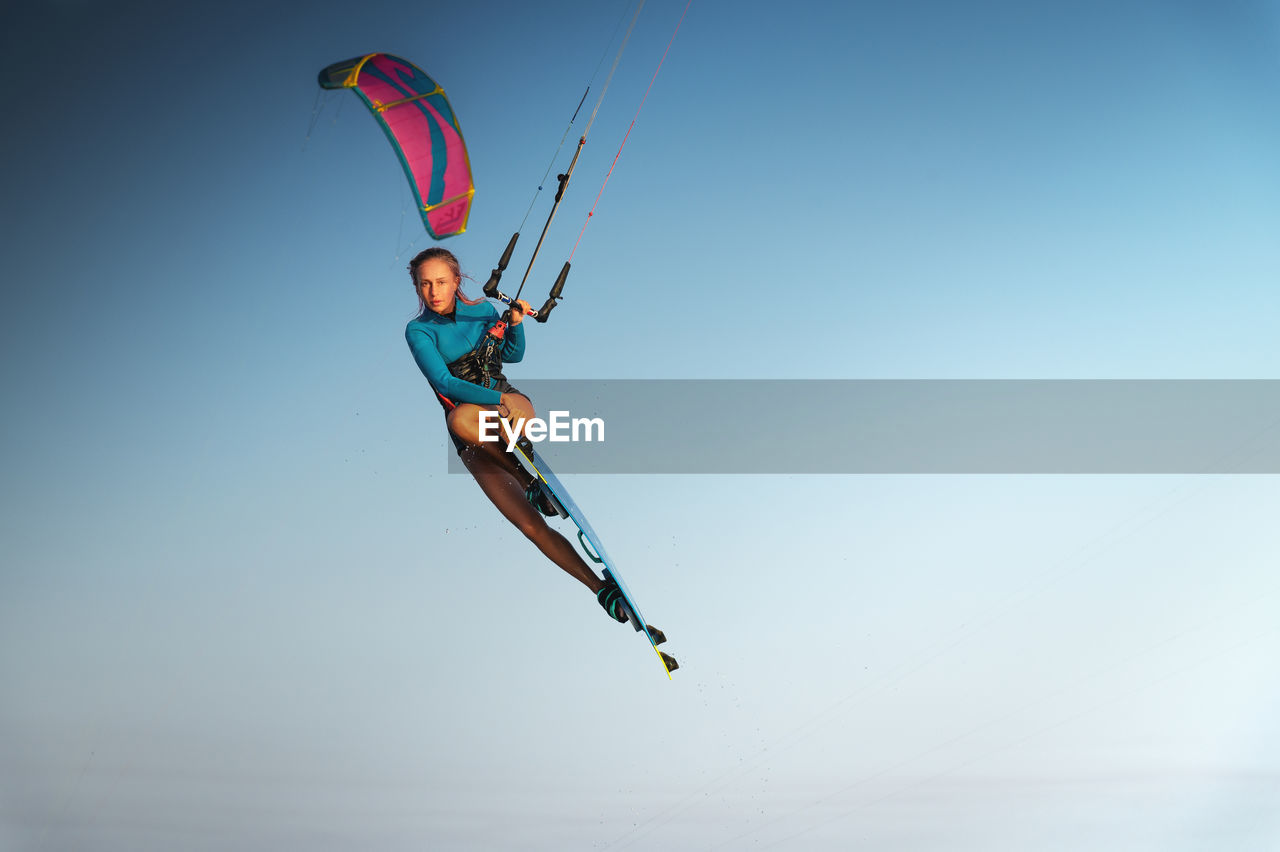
[[319, 53, 474, 239]]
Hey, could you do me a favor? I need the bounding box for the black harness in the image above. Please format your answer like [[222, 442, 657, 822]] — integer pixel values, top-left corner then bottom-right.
[[445, 343, 506, 390]]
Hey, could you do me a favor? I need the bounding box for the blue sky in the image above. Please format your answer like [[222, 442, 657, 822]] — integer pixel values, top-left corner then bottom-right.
[[2, 1, 1279, 849]]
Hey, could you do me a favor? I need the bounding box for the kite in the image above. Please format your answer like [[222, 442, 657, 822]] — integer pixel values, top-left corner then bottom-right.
[[318, 53, 474, 239]]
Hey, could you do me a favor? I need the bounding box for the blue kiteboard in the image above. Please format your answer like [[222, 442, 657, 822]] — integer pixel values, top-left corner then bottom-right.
[[513, 439, 677, 678]]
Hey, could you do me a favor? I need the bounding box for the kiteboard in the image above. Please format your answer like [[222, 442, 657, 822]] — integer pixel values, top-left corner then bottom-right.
[[512, 438, 678, 678]]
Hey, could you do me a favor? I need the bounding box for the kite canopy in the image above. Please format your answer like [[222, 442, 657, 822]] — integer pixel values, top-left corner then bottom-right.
[[319, 53, 474, 239]]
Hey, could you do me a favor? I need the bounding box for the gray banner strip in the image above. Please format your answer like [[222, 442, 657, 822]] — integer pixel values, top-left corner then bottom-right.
[[444, 380, 1280, 474]]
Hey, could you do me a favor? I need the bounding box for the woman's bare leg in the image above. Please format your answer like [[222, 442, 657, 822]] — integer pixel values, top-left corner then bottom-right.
[[453, 427, 604, 594], [447, 398, 537, 485]]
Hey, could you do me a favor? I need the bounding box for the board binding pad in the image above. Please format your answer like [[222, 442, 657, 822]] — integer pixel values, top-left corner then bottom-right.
[[512, 438, 676, 677]]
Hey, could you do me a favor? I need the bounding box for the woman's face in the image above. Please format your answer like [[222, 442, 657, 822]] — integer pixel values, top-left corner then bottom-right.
[[416, 258, 459, 314]]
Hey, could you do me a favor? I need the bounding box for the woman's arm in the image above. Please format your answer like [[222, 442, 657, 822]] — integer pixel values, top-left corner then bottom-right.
[[406, 325, 503, 405]]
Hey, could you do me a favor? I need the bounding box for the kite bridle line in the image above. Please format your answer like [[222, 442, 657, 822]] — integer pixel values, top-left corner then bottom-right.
[[568, 0, 692, 263], [480, 0, 646, 334], [473, 0, 687, 380]]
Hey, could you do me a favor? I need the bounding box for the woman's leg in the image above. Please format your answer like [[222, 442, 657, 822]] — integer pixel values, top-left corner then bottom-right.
[[447, 398, 537, 486], [456, 444, 605, 593], [447, 397, 602, 592]]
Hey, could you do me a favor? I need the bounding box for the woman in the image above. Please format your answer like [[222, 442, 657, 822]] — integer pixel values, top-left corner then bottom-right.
[[404, 247, 628, 623]]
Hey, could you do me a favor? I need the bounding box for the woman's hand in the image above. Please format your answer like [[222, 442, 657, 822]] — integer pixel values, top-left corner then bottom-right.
[[498, 392, 535, 424], [508, 299, 532, 325]]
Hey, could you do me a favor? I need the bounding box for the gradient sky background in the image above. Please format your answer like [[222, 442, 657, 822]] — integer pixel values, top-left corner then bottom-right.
[[2, 0, 1279, 849]]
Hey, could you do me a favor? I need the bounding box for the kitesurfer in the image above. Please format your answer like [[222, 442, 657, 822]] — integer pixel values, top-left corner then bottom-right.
[[405, 247, 627, 623]]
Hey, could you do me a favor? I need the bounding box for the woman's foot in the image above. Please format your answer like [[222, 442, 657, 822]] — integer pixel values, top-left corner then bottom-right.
[[524, 480, 559, 517], [597, 579, 630, 623]]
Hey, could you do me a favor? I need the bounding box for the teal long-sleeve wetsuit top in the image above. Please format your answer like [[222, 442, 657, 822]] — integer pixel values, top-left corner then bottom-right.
[[405, 299, 526, 406]]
